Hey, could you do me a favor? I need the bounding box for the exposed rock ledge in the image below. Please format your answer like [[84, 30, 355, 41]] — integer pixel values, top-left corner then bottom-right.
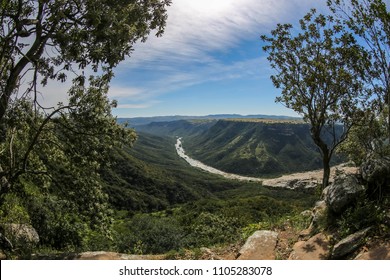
[[34, 251, 166, 260], [262, 164, 358, 191]]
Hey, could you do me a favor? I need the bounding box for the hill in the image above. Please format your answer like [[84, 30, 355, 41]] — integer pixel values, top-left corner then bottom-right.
[[134, 119, 215, 137], [179, 119, 344, 177], [119, 114, 301, 126]]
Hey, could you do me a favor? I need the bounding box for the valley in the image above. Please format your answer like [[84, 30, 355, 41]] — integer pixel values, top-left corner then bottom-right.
[[96, 117, 324, 255], [137, 117, 344, 178]]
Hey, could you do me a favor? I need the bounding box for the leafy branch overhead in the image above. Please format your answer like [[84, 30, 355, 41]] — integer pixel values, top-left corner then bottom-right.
[[0, 0, 171, 120]]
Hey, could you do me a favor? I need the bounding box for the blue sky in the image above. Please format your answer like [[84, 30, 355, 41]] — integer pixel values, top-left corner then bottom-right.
[[109, 0, 329, 118]]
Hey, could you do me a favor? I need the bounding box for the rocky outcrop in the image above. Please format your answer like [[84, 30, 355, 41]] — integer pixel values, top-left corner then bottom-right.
[[237, 230, 278, 260], [75, 252, 165, 260], [360, 155, 390, 186], [36, 251, 166, 260], [323, 173, 366, 213], [331, 228, 371, 259], [267, 179, 318, 193], [288, 233, 330, 260]]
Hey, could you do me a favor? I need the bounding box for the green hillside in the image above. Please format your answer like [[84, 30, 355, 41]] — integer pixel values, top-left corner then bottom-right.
[[99, 131, 249, 213], [184, 119, 343, 177]]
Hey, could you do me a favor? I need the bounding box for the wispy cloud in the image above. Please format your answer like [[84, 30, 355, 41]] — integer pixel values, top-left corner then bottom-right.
[[116, 101, 161, 109], [125, 0, 324, 68], [112, 0, 328, 113]]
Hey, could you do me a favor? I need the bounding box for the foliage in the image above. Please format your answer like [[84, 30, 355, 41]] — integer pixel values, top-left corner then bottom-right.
[[261, 9, 368, 187], [0, 0, 171, 121], [0, 80, 137, 251], [338, 108, 390, 164], [0, 0, 170, 257], [328, 0, 390, 138], [109, 182, 316, 254], [113, 214, 185, 254], [335, 196, 389, 238], [241, 212, 311, 240]]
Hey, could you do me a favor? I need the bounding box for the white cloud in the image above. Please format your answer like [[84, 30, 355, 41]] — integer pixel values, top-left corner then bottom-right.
[[108, 86, 146, 99], [111, 0, 329, 114], [116, 101, 161, 109], [125, 0, 326, 68]]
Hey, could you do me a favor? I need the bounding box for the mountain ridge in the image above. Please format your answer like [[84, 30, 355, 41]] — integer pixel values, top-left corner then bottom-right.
[[118, 114, 302, 126]]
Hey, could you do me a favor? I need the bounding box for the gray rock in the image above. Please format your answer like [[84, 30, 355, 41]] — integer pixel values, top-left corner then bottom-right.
[[304, 201, 327, 229], [332, 227, 371, 259], [300, 210, 312, 218], [300, 201, 328, 238], [237, 230, 278, 260], [360, 155, 390, 186], [274, 179, 317, 193], [2, 223, 39, 245], [324, 174, 366, 213]]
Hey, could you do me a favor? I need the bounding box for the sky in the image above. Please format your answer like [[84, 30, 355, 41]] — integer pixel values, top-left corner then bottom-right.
[[107, 0, 329, 118]]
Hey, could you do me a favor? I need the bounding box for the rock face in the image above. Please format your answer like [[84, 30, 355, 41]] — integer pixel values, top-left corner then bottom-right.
[[323, 173, 366, 213], [331, 228, 371, 259], [237, 230, 278, 260], [289, 233, 330, 260]]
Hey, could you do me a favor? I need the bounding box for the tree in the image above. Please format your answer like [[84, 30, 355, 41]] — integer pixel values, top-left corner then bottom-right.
[[328, 0, 390, 143], [261, 9, 368, 187], [0, 0, 171, 252], [0, 0, 171, 121]]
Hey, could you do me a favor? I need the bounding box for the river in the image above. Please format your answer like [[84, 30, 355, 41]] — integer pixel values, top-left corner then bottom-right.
[[175, 137, 262, 182]]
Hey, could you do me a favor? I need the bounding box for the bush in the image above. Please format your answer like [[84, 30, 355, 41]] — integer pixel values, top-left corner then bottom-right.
[[113, 214, 184, 254]]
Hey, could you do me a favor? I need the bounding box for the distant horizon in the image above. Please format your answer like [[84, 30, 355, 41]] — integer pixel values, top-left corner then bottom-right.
[[118, 112, 302, 119]]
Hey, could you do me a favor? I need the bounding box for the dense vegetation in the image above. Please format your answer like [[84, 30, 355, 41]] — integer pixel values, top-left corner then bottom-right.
[[101, 132, 317, 255]]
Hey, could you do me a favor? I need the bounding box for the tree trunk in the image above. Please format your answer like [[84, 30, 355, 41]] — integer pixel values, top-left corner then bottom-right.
[[311, 126, 332, 189], [322, 152, 331, 188]]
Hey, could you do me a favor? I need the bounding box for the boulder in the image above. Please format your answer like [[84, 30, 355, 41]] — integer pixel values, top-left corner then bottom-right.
[[237, 230, 278, 260], [355, 242, 390, 260], [0, 250, 6, 260], [360, 155, 390, 186], [289, 233, 330, 260], [331, 227, 371, 259], [2, 223, 39, 245], [311, 200, 328, 225], [324, 173, 366, 213]]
